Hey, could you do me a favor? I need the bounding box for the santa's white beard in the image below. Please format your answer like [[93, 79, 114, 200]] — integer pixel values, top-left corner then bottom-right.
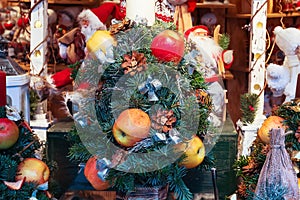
[[81, 26, 97, 42]]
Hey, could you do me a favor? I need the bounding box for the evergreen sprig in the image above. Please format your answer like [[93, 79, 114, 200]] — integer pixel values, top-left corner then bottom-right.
[[240, 93, 259, 124], [276, 99, 300, 150]]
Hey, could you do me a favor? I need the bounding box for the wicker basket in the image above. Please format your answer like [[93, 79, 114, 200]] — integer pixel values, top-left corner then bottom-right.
[[117, 185, 169, 200]]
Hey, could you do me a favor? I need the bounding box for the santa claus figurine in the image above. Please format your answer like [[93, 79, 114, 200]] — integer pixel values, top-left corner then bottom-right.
[[77, 1, 125, 42]]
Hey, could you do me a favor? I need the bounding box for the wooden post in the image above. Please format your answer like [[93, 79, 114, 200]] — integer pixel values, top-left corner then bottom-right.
[[29, 0, 49, 141], [296, 74, 300, 98], [236, 0, 267, 157], [248, 0, 267, 121], [30, 0, 48, 75]]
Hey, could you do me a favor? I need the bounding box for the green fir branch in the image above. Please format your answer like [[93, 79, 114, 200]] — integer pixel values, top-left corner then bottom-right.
[[240, 93, 259, 124]]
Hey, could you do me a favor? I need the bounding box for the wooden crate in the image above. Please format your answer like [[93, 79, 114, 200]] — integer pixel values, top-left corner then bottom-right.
[[60, 190, 116, 200]]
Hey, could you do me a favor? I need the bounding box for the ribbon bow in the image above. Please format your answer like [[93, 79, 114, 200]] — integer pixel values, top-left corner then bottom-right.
[[30, 182, 49, 200], [138, 76, 162, 101], [96, 158, 111, 181]]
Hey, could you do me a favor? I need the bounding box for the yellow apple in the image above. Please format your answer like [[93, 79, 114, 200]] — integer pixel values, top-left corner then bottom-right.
[[15, 158, 50, 185], [176, 135, 205, 169], [258, 116, 286, 144], [84, 156, 111, 190], [112, 108, 151, 147]]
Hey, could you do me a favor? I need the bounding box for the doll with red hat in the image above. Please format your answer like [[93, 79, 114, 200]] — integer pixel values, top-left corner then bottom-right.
[[77, 1, 125, 42]]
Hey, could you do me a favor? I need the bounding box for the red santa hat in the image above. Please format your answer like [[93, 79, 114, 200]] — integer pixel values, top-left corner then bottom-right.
[[184, 25, 210, 39], [50, 68, 73, 88], [77, 2, 125, 28]]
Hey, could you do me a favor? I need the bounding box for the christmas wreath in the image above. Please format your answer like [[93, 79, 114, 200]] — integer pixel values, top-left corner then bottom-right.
[[68, 22, 224, 200]]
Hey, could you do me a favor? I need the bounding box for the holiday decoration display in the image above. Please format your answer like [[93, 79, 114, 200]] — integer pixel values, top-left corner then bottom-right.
[[112, 108, 151, 147], [0, 118, 19, 150], [67, 21, 224, 200], [257, 116, 286, 144], [150, 29, 185, 63], [15, 157, 50, 185], [254, 128, 299, 200]]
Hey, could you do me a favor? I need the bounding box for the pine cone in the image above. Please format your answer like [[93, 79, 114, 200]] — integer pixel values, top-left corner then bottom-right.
[[195, 89, 212, 110], [151, 109, 177, 133], [242, 159, 258, 175], [110, 19, 133, 35], [261, 144, 270, 155], [121, 51, 147, 76], [295, 126, 300, 143], [237, 181, 247, 198]]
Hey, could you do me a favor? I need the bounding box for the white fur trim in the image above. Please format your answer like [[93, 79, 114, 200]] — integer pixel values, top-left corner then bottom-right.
[[266, 63, 290, 90], [77, 9, 106, 30], [274, 26, 300, 55]]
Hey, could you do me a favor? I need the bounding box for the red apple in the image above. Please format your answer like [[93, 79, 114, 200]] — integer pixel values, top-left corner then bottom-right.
[[15, 158, 50, 185], [0, 118, 19, 150], [3, 20, 15, 30], [112, 108, 151, 147], [84, 156, 111, 190], [150, 30, 185, 63]]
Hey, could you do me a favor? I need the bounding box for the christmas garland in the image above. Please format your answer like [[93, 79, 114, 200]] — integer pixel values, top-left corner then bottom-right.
[[68, 22, 221, 200]]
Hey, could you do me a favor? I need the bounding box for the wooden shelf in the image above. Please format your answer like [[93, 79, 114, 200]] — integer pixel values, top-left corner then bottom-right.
[[227, 12, 300, 18], [7, 0, 96, 5], [196, 2, 236, 9]]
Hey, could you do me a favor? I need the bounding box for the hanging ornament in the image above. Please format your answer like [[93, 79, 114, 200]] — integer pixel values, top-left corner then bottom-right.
[[3, 19, 15, 30], [17, 14, 29, 28], [0, 23, 4, 35]]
